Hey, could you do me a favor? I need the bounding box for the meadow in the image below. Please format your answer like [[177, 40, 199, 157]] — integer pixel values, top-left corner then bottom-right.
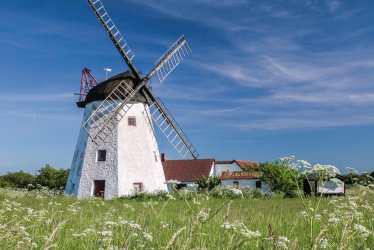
[[0, 186, 373, 250]]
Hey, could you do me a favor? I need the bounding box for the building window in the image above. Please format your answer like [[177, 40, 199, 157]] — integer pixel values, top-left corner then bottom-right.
[[133, 182, 143, 192], [128, 116, 136, 126], [233, 181, 239, 187], [97, 150, 106, 162], [153, 151, 158, 162], [256, 181, 262, 189]]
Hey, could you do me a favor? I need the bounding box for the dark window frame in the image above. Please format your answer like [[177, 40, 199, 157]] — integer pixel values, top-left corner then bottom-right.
[[97, 150, 107, 162], [255, 180, 262, 189], [128, 116, 136, 126], [133, 182, 143, 192]]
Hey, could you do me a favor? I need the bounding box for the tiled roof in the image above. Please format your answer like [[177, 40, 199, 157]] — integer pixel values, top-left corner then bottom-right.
[[162, 159, 215, 182], [235, 160, 258, 169], [220, 171, 262, 180]]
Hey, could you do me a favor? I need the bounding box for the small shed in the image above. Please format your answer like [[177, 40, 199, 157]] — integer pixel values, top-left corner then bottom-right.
[[303, 174, 346, 196]]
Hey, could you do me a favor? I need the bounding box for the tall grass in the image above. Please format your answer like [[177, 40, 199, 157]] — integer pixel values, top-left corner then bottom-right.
[[0, 186, 373, 249]]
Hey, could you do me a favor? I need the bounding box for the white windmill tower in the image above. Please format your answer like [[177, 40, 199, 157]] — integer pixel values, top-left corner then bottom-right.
[[65, 0, 199, 199]]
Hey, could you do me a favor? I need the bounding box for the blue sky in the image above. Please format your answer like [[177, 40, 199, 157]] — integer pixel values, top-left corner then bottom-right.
[[1, 0, 373, 174]]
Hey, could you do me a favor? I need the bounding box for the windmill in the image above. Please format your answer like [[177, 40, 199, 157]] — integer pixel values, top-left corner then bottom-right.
[[65, 0, 199, 199]]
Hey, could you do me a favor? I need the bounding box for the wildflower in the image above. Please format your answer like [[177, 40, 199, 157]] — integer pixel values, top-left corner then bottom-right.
[[328, 215, 340, 224], [241, 228, 261, 239], [299, 211, 308, 218], [279, 156, 295, 163], [128, 223, 142, 230], [123, 204, 135, 211], [314, 214, 322, 221], [353, 224, 372, 238], [318, 238, 328, 249], [160, 221, 169, 229], [196, 208, 210, 221], [276, 236, 290, 249], [99, 231, 113, 236], [166, 194, 176, 200], [83, 228, 96, 234], [297, 160, 311, 169], [104, 221, 118, 227], [143, 232, 153, 241]]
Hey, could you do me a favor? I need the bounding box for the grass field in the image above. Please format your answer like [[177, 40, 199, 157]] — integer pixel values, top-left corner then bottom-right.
[[0, 187, 373, 249]]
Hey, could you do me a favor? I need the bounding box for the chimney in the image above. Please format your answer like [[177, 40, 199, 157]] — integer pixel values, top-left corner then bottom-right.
[[161, 153, 166, 162]]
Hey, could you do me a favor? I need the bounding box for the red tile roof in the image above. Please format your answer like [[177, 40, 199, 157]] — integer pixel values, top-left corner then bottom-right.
[[235, 160, 258, 170], [162, 159, 215, 182], [220, 171, 262, 180]]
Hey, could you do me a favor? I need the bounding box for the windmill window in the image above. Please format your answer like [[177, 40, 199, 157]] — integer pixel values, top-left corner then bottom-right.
[[256, 181, 262, 189], [133, 182, 143, 192], [97, 150, 107, 162], [128, 116, 136, 126]]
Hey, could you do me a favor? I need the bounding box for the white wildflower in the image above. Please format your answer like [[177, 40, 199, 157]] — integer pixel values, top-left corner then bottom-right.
[[354, 224, 372, 238], [143, 232, 153, 241], [166, 194, 176, 200], [299, 211, 308, 218], [128, 223, 142, 230], [314, 214, 322, 221], [196, 208, 210, 221], [99, 231, 113, 236], [318, 238, 328, 249]]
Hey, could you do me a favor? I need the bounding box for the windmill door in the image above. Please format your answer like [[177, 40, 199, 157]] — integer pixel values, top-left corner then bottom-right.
[[93, 180, 105, 198]]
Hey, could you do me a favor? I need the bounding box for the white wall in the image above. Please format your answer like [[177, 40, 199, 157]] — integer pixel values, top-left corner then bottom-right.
[[66, 101, 167, 199], [117, 103, 167, 196], [214, 162, 242, 177], [221, 179, 271, 193], [317, 180, 344, 194]]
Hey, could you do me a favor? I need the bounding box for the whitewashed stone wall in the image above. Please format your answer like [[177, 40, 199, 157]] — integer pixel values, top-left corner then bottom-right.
[[66, 101, 167, 199]]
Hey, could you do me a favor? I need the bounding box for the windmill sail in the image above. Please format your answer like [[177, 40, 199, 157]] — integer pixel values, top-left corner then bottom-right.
[[149, 97, 199, 159], [147, 36, 191, 83], [82, 79, 146, 144], [87, 0, 139, 79]]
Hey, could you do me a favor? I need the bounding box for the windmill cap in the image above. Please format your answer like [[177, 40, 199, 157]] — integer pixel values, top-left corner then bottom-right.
[[77, 71, 148, 108]]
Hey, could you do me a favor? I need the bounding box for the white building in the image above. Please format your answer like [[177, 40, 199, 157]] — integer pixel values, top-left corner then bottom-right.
[[65, 72, 167, 199]]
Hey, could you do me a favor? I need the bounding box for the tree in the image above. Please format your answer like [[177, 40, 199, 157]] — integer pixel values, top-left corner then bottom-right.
[[255, 161, 301, 197], [0, 171, 35, 188], [35, 164, 69, 190]]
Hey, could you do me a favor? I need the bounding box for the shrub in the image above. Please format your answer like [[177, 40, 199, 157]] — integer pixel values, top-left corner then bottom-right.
[[0, 171, 35, 188], [195, 176, 221, 191], [35, 164, 69, 190], [255, 161, 301, 197]]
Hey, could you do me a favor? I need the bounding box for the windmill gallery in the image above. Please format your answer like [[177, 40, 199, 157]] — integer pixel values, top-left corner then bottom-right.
[[65, 0, 200, 199]]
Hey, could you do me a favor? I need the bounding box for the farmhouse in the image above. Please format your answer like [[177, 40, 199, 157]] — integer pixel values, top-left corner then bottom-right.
[[161, 154, 269, 192]]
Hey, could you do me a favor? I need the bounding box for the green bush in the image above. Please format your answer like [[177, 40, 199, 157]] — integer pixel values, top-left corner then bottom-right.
[[255, 161, 301, 197], [0, 171, 35, 188], [35, 164, 69, 190], [195, 176, 221, 191]]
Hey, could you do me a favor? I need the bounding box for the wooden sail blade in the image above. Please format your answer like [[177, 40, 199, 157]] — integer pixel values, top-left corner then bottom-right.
[[148, 97, 199, 159], [86, 0, 141, 80], [146, 35, 191, 83]]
